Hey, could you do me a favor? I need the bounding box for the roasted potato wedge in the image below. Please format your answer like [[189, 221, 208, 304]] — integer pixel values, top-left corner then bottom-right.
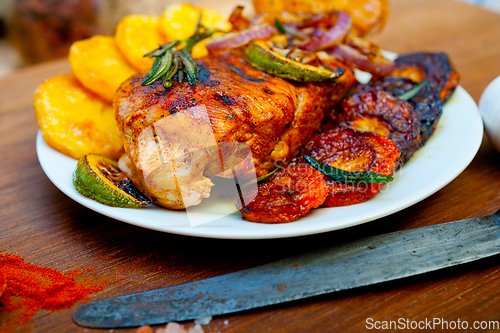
[[252, 0, 389, 36], [34, 74, 124, 160], [392, 52, 460, 103], [346, 0, 389, 36], [191, 32, 225, 59], [302, 128, 399, 207], [69, 35, 138, 102], [367, 77, 443, 146], [158, 4, 231, 59], [338, 88, 420, 164], [158, 3, 231, 41], [237, 164, 327, 223], [115, 15, 166, 71]]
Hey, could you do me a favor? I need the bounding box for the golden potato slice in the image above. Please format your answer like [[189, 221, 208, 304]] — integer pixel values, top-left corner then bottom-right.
[[69, 35, 138, 102], [200, 7, 233, 32], [344, 0, 389, 36], [115, 15, 167, 72], [34, 74, 124, 160], [158, 3, 232, 42], [191, 32, 224, 59], [252, 0, 286, 13]]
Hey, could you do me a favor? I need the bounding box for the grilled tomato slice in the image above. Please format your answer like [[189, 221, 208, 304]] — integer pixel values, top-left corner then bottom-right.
[[303, 128, 400, 207], [236, 164, 327, 223], [338, 88, 420, 164], [365, 77, 443, 146], [391, 52, 460, 103]]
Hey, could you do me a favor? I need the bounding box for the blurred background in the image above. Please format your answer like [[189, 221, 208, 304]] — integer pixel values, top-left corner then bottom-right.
[[0, 0, 498, 77]]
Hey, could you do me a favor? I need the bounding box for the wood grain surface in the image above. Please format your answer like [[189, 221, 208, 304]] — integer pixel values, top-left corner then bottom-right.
[[1, 0, 500, 332]]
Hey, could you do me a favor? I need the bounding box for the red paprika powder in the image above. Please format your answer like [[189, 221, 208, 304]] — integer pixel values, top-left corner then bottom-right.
[[0, 253, 107, 332]]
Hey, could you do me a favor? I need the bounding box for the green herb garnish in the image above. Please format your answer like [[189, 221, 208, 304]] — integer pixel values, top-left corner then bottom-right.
[[245, 159, 286, 187], [142, 13, 219, 88], [304, 155, 393, 184], [275, 19, 287, 34], [397, 79, 429, 101], [221, 159, 286, 199]]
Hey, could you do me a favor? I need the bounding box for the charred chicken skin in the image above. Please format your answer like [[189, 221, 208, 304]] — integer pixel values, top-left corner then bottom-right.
[[114, 53, 356, 209]]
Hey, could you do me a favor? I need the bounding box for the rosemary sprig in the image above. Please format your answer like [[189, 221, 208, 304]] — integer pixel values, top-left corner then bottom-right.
[[397, 80, 429, 101], [304, 155, 393, 184], [275, 18, 287, 34], [275, 18, 309, 42], [221, 160, 286, 200], [243, 159, 286, 187], [142, 13, 219, 88]]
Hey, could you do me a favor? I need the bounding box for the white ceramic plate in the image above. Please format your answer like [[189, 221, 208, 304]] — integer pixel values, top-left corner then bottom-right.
[[36, 86, 483, 239]]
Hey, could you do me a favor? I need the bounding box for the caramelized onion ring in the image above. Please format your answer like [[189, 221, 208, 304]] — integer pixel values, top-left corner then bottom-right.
[[301, 11, 352, 51], [330, 43, 395, 76], [206, 24, 276, 53]]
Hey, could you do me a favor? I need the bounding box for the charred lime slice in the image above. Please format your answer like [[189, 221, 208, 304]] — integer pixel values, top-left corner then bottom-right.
[[73, 154, 150, 208], [245, 40, 344, 82]]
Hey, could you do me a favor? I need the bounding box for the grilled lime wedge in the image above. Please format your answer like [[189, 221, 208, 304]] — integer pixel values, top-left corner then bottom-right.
[[73, 154, 150, 208], [245, 40, 344, 82]]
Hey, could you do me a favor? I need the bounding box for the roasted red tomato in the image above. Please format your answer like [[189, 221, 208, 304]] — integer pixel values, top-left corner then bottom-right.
[[355, 77, 443, 146], [355, 130, 401, 176], [304, 127, 376, 171], [391, 52, 460, 103], [303, 128, 400, 207], [338, 88, 419, 164], [237, 164, 327, 223]]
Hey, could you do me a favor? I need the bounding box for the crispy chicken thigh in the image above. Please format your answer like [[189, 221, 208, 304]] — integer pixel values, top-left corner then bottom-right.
[[114, 54, 355, 209]]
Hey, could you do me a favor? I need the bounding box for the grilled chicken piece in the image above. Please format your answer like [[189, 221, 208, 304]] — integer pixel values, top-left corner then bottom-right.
[[114, 54, 356, 209]]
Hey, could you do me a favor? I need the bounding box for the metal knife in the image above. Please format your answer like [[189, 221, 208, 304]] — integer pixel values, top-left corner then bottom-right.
[[73, 212, 500, 328]]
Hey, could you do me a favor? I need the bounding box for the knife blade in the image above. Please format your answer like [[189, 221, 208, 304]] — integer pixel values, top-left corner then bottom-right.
[[73, 211, 500, 328]]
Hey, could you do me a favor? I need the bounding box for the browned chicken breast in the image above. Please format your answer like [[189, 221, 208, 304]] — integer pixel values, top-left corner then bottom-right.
[[114, 54, 355, 209]]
